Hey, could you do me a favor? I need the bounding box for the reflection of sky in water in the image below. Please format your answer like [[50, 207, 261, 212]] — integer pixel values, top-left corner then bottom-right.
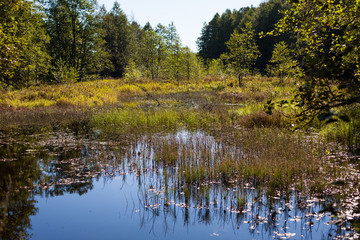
[[31, 175, 339, 240], [1, 131, 357, 239]]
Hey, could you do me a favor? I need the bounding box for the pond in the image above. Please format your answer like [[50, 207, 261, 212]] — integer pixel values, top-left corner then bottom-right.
[[0, 130, 359, 239]]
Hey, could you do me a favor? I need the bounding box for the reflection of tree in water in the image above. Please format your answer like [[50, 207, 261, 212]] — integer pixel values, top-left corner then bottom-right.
[[35, 147, 95, 197], [0, 131, 358, 239], [0, 143, 40, 239], [0, 136, 107, 239]]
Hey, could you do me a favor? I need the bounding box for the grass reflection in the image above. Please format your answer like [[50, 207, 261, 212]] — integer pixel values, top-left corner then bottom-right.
[[0, 129, 359, 239]]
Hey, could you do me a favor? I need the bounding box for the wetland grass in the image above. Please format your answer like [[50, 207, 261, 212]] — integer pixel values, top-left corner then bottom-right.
[[1, 77, 359, 239], [144, 129, 327, 195], [1, 77, 358, 215], [0, 77, 354, 196]]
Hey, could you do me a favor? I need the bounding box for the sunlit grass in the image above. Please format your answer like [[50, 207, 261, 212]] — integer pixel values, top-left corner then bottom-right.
[[0, 76, 296, 110], [1, 79, 185, 109], [134, 128, 331, 196], [92, 107, 224, 134], [0, 76, 358, 209]]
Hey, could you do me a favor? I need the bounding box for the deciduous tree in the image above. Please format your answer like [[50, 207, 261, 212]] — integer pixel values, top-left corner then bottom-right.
[[0, 0, 50, 87], [46, 0, 109, 81], [271, 0, 360, 123]]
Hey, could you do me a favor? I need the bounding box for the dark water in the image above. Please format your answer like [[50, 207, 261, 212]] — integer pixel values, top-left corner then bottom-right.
[[0, 130, 358, 239]]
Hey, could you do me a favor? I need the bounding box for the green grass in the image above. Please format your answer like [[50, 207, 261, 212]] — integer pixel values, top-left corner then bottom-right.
[[0, 76, 358, 197], [319, 105, 360, 152], [92, 106, 224, 134]]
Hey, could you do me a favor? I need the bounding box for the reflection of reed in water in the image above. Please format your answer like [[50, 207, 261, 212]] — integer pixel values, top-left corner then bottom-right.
[[117, 131, 352, 239], [1, 129, 357, 239]]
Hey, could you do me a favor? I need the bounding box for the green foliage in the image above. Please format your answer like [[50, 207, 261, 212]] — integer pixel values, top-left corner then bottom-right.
[[318, 105, 360, 151], [46, 0, 109, 81], [160, 22, 182, 80], [177, 47, 204, 81], [271, 0, 360, 123], [127, 22, 204, 82], [13, 2, 51, 86], [101, 1, 131, 77], [222, 23, 261, 85], [124, 58, 142, 80], [321, 118, 360, 152], [207, 59, 225, 79], [266, 41, 303, 80], [52, 58, 79, 83], [197, 0, 291, 72], [0, 0, 50, 87], [0, 0, 30, 84], [197, 7, 255, 60], [253, 0, 292, 72], [139, 23, 167, 79]]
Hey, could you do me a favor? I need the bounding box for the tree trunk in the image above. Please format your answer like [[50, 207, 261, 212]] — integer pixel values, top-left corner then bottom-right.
[[238, 73, 242, 86]]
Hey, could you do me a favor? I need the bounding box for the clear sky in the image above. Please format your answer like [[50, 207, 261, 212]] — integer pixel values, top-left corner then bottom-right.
[[97, 0, 265, 52]]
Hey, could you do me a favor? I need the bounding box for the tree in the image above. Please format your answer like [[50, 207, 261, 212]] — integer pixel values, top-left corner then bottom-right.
[[266, 41, 302, 81], [139, 23, 167, 79], [0, 0, 50, 87], [14, 2, 51, 85], [197, 7, 255, 61], [207, 58, 225, 79], [163, 22, 182, 81], [180, 47, 203, 81], [46, 0, 109, 81], [271, 0, 360, 123], [101, 1, 131, 78], [197, 13, 221, 60], [0, 0, 29, 86], [253, 0, 291, 72], [222, 22, 260, 85]]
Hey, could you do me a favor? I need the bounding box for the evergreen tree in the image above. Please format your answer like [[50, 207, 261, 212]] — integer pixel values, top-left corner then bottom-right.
[[266, 41, 302, 81], [197, 7, 255, 61], [101, 1, 131, 78], [253, 0, 291, 72], [222, 23, 260, 85]]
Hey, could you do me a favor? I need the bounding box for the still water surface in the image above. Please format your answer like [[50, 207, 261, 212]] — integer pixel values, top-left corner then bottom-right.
[[0, 130, 357, 239]]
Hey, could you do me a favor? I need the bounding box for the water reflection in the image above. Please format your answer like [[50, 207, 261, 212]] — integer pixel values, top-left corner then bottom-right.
[[0, 130, 358, 239], [0, 143, 40, 239]]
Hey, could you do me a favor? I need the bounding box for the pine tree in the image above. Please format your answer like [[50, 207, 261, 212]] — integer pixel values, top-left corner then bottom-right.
[[266, 41, 302, 82], [222, 22, 260, 85]]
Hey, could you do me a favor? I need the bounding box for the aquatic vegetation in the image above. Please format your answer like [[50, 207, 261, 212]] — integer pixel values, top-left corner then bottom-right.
[[0, 126, 359, 239], [319, 107, 360, 153], [0, 77, 359, 239]]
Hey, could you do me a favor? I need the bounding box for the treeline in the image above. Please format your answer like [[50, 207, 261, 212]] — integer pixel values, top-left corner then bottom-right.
[[198, 0, 359, 123], [0, 0, 303, 88], [0, 0, 203, 88], [197, 0, 297, 78], [1, 0, 359, 123]]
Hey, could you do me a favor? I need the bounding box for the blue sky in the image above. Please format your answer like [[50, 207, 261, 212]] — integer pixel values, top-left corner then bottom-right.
[[97, 0, 264, 51]]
